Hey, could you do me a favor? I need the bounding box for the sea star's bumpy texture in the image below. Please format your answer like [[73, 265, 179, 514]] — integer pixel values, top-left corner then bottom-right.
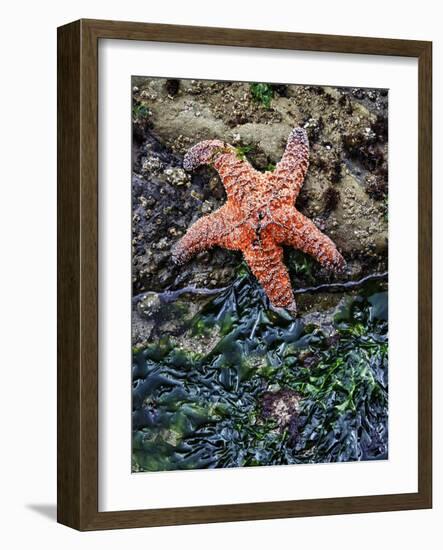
[[172, 128, 345, 313]]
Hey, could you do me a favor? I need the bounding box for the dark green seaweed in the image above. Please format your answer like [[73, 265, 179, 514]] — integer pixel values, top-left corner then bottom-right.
[[132, 271, 388, 472]]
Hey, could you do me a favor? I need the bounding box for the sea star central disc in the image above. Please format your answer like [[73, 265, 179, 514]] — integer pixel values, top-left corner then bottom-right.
[[172, 127, 345, 314]]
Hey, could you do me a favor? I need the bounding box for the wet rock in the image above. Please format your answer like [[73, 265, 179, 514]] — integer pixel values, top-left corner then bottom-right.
[[299, 351, 320, 369], [301, 301, 342, 336], [163, 167, 190, 186], [322, 186, 340, 216], [165, 79, 180, 97], [132, 288, 218, 349], [261, 389, 301, 440], [137, 292, 161, 318], [365, 174, 388, 200]]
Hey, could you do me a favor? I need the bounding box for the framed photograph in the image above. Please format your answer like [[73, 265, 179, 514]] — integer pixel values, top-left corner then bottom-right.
[[57, 19, 432, 530]]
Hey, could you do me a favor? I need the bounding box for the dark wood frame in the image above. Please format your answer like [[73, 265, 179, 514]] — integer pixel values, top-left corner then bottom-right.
[[57, 18, 432, 531]]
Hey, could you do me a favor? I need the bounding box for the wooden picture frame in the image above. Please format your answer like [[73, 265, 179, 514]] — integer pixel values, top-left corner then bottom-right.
[[57, 19, 432, 531]]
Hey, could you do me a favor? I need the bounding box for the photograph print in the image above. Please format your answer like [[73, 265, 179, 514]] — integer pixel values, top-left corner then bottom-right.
[[131, 77, 388, 473]]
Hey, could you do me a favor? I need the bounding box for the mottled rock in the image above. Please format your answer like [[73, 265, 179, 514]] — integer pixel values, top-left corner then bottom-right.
[[261, 389, 301, 440]]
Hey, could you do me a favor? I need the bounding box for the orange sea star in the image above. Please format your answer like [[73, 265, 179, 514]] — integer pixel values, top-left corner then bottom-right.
[[172, 128, 345, 314]]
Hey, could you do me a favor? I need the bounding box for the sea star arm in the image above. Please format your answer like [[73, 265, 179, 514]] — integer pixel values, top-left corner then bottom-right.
[[276, 208, 345, 272], [171, 204, 239, 264], [273, 128, 309, 201], [243, 238, 297, 313], [183, 139, 259, 203]]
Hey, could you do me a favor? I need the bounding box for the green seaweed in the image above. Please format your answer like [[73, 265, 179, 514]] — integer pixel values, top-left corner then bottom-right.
[[132, 102, 150, 121], [287, 250, 318, 284], [132, 272, 388, 471], [235, 145, 254, 160], [250, 83, 274, 109]]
